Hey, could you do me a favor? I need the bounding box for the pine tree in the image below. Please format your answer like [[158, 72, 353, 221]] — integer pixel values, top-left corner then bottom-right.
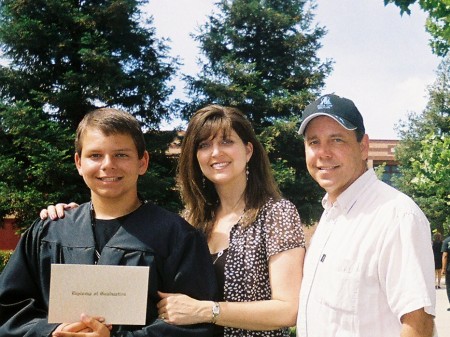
[[0, 102, 78, 228], [182, 0, 332, 127], [0, 0, 180, 227], [0, 0, 177, 128]]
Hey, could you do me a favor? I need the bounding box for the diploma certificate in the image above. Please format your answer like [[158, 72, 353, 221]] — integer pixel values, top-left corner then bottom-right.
[[48, 264, 149, 325]]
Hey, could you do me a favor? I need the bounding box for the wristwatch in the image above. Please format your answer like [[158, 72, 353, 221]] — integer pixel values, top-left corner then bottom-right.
[[211, 301, 220, 324]]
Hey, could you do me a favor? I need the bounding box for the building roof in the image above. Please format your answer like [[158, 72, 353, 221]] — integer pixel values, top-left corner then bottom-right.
[[368, 139, 399, 164], [165, 131, 399, 165]]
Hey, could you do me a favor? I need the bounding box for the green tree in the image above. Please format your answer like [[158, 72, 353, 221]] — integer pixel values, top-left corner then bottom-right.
[[258, 117, 323, 223], [394, 56, 450, 233], [179, 0, 331, 222], [384, 0, 450, 56], [181, 0, 332, 127], [0, 101, 183, 229], [0, 102, 81, 229], [0, 0, 181, 227], [0, 0, 177, 128], [140, 130, 182, 213]]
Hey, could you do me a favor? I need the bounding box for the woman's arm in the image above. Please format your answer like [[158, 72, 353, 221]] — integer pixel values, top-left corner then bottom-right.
[[214, 246, 304, 330], [157, 246, 305, 330]]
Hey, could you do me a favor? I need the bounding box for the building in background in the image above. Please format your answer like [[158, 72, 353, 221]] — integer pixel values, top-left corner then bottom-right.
[[0, 215, 20, 250], [367, 139, 399, 184]]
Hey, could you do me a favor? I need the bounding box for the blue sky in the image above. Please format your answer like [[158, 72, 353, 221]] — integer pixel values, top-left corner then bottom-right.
[[144, 0, 442, 139]]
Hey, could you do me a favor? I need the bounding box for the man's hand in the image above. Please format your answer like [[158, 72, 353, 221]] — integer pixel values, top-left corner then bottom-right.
[[52, 314, 111, 337]]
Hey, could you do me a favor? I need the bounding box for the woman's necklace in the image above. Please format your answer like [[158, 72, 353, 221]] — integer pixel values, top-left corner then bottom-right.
[[213, 250, 224, 265], [211, 192, 246, 265], [211, 209, 245, 265]]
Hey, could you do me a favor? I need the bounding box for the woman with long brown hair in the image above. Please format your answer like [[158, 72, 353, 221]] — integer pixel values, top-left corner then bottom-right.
[[157, 105, 305, 337]]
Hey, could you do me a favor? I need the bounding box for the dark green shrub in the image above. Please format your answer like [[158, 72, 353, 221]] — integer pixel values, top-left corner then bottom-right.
[[0, 250, 13, 273]]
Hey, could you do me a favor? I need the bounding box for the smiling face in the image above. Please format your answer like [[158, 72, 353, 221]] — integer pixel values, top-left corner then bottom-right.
[[75, 127, 149, 204], [196, 129, 253, 189], [304, 116, 369, 203]]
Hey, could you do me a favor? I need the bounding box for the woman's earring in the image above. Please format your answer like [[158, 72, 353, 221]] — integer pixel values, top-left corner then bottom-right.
[[202, 175, 206, 188], [246, 163, 249, 181]]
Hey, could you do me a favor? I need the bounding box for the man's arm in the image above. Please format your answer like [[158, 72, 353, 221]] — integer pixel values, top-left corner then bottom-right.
[[400, 308, 434, 337]]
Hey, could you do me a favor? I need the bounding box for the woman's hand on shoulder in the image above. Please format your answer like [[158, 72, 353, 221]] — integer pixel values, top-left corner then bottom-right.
[[40, 202, 79, 220]]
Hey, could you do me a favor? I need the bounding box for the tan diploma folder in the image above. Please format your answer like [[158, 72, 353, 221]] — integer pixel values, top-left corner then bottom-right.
[[48, 264, 150, 325]]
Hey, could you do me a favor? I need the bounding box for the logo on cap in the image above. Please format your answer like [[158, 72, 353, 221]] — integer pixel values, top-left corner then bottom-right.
[[317, 96, 333, 110]]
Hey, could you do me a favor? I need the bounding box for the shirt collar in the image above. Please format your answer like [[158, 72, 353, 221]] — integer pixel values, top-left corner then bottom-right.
[[322, 168, 377, 214]]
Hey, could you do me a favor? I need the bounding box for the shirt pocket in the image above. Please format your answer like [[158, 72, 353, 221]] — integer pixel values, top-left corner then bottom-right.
[[317, 262, 361, 315]]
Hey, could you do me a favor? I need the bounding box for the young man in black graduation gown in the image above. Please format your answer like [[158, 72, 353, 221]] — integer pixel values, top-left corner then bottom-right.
[[0, 108, 218, 337]]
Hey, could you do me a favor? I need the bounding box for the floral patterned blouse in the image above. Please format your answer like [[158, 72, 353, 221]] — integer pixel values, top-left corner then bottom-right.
[[223, 198, 305, 337]]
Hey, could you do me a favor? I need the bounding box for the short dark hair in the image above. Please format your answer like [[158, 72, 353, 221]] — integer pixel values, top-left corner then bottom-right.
[[75, 108, 146, 158]]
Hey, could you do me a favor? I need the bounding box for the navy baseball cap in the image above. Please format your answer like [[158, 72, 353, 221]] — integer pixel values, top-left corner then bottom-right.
[[298, 94, 365, 135]]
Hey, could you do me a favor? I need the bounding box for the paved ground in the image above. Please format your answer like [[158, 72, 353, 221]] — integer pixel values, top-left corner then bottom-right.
[[435, 278, 449, 337]]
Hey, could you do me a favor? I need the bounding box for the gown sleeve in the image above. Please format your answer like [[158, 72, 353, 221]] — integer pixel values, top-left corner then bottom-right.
[[0, 219, 60, 337]]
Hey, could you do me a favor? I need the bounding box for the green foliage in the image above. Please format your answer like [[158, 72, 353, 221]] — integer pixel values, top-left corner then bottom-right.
[[181, 0, 333, 127], [0, 102, 86, 230], [405, 134, 450, 233], [384, 0, 450, 56], [0, 0, 178, 128], [0, 0, 182, 230], [289, 326, 296, 337], [0, 0, 331, 228], [0, 250, 13, 274], [140, 131, 182, 213], [393, 56, 450, 233], [0, 104, 184, 229], [374, 162, 387, 179], [258, 117, 323, 224]]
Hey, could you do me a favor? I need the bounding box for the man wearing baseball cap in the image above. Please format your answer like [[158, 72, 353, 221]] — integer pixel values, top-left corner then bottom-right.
[[296, 94, 436, 337]]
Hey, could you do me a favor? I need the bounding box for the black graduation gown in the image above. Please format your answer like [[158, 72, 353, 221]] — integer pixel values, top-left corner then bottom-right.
[[0, 202, 218, 337]]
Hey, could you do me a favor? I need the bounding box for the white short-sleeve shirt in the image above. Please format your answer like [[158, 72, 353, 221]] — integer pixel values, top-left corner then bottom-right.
[[297, 169, 435, 337]]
